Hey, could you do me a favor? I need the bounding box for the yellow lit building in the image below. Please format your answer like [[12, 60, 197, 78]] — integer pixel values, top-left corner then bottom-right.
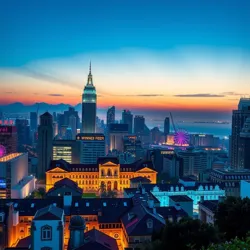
[[46, 157, 157, 192]]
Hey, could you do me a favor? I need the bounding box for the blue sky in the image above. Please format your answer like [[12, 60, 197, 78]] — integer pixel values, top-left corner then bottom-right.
[[0, 0, 249, 114], [1, 0, 250, 66]]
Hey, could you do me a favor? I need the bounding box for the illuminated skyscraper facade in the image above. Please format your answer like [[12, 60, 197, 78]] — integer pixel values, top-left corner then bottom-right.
[[231, 98, 250, 169], [82, 63, 96, 133]]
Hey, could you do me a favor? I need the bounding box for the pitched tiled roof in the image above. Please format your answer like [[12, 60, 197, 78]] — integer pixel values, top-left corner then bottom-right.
[[74, 229, 119, 250], [34, 205, 63, 220], [199, 200, 219, 213], [121, 204, 165, 236], [16, 236, 31, 248], [47, 178, 83, 195], [169, 195, 193, 202]]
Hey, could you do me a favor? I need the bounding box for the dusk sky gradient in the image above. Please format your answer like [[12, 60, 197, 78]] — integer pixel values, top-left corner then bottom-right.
[[1, 0, 250, 113]]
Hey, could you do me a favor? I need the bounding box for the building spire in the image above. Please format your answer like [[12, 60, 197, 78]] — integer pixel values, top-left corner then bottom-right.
[[87, 61, 93, 86], [89, 61, 91, 75]]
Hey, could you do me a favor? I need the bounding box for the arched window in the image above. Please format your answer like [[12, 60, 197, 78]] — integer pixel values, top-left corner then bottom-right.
[[114, 170, 118, 176], [101, 170, 105, 176], [41, 225, 52, 240], [107, 169, 112, 176]]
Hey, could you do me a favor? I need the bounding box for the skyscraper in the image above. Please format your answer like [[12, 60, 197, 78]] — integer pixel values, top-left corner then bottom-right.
[[238, 118, 250, 169], [107, 106, 115, 125], [109, 124, 129, 152], [15, 119, 30, 151], [82, 62, 96, 133], [37, 112, 53, 179], [122, 110, 133, 134], [69, 115, 77, 139], [134, 115, 145, 135], [30, 112, 38, 131], [164, 117, 170, 136], [230, 98, 250, 169], [76, 133, 105, 164]]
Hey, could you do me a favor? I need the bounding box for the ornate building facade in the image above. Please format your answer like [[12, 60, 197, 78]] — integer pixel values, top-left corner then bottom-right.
[[46, 157, 157, 192]]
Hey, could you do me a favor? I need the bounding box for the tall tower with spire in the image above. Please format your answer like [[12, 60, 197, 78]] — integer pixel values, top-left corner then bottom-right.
[[82, 62, 97, 133]]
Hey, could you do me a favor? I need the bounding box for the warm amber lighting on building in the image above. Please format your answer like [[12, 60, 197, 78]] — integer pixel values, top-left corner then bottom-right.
[[0, 153, 22, 162]]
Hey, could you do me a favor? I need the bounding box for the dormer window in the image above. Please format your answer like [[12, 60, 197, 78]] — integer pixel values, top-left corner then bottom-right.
[[146, 219, 153, 228], [41, 225, 52, 241]]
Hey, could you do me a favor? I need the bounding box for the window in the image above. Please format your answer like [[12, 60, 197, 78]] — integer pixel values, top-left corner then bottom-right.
[[41, 225, 52, 241]]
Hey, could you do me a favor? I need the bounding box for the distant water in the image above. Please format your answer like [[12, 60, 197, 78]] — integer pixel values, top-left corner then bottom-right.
[[147, 121, 231, 138]]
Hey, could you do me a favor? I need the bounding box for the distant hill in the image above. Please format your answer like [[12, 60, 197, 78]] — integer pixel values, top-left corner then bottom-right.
[[0, 102, 81, 114]]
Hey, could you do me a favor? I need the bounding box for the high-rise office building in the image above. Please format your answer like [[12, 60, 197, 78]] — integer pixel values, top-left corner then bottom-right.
[[76, 133, 105, 164], [123, 135, 144, 160], [122, 110, 133, 134], [64, 107, 80, 129], [134, 115, 145, 135], [15, 119, 31, 151], [107, 106, 115, 125], [69, 115, 77, 139], [164, 117, 170, 136], [37, 112, 53, 179], [82, 63, 96, 133], [0, 126, 17, 154], [177, 148, 207, 177], [150, 127, 164, 144], [109, 124, 129, 152], [231, 98, 250, 169], [53, 140, 80, 164], [238, 118, 250, 169], [0, 153, 35, 198], [30, 112, 38, 131]]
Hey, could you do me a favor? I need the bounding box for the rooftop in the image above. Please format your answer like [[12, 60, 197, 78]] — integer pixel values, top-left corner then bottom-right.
[[199, 200, 219, 213], [169, 195, 193, 202], [12, 176, 35, 190], [74, 229, 119, 250], [34, 204, 64, 220], [0, 153, 24, 162]]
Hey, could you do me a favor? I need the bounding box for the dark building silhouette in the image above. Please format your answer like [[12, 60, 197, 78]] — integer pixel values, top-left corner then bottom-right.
[[164, 117, 170, 136], [64, 107, 80, 129], [238, 117, 250, 169], [134, 115, 145, 135], [106, 106, 115, 125], [122, 110, 133, 134], [82, 63, 96, 133], [15, 119, 30, 151], [37, 112, 53, 179], [230, 98, 250, 169], [30, 112, 38, 132]]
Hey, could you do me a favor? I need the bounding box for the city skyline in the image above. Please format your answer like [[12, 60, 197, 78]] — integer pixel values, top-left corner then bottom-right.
[[1, 1, 250, 113]]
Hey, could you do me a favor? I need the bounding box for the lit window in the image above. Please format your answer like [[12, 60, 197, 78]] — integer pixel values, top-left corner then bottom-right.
[[41, 225, 52, 241]]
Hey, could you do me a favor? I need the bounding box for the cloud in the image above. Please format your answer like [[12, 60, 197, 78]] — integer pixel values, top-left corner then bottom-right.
[[5, 92, 14, 94], [48, 94, 64, 97], [116, 94, 164, 97], [9, 67, 82, 89], [221, 92, 244, 96], [174, 93, 225, 97]]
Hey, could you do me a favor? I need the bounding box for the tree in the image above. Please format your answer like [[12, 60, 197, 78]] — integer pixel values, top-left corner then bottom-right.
[[28, 187, 46, 199], [161, 218, 219, 250], [215, 196, 250, 241], [204, 235, 250, 250]]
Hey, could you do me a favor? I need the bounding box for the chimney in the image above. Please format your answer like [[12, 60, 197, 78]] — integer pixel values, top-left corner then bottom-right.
[[63, 192, 72, 207]]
